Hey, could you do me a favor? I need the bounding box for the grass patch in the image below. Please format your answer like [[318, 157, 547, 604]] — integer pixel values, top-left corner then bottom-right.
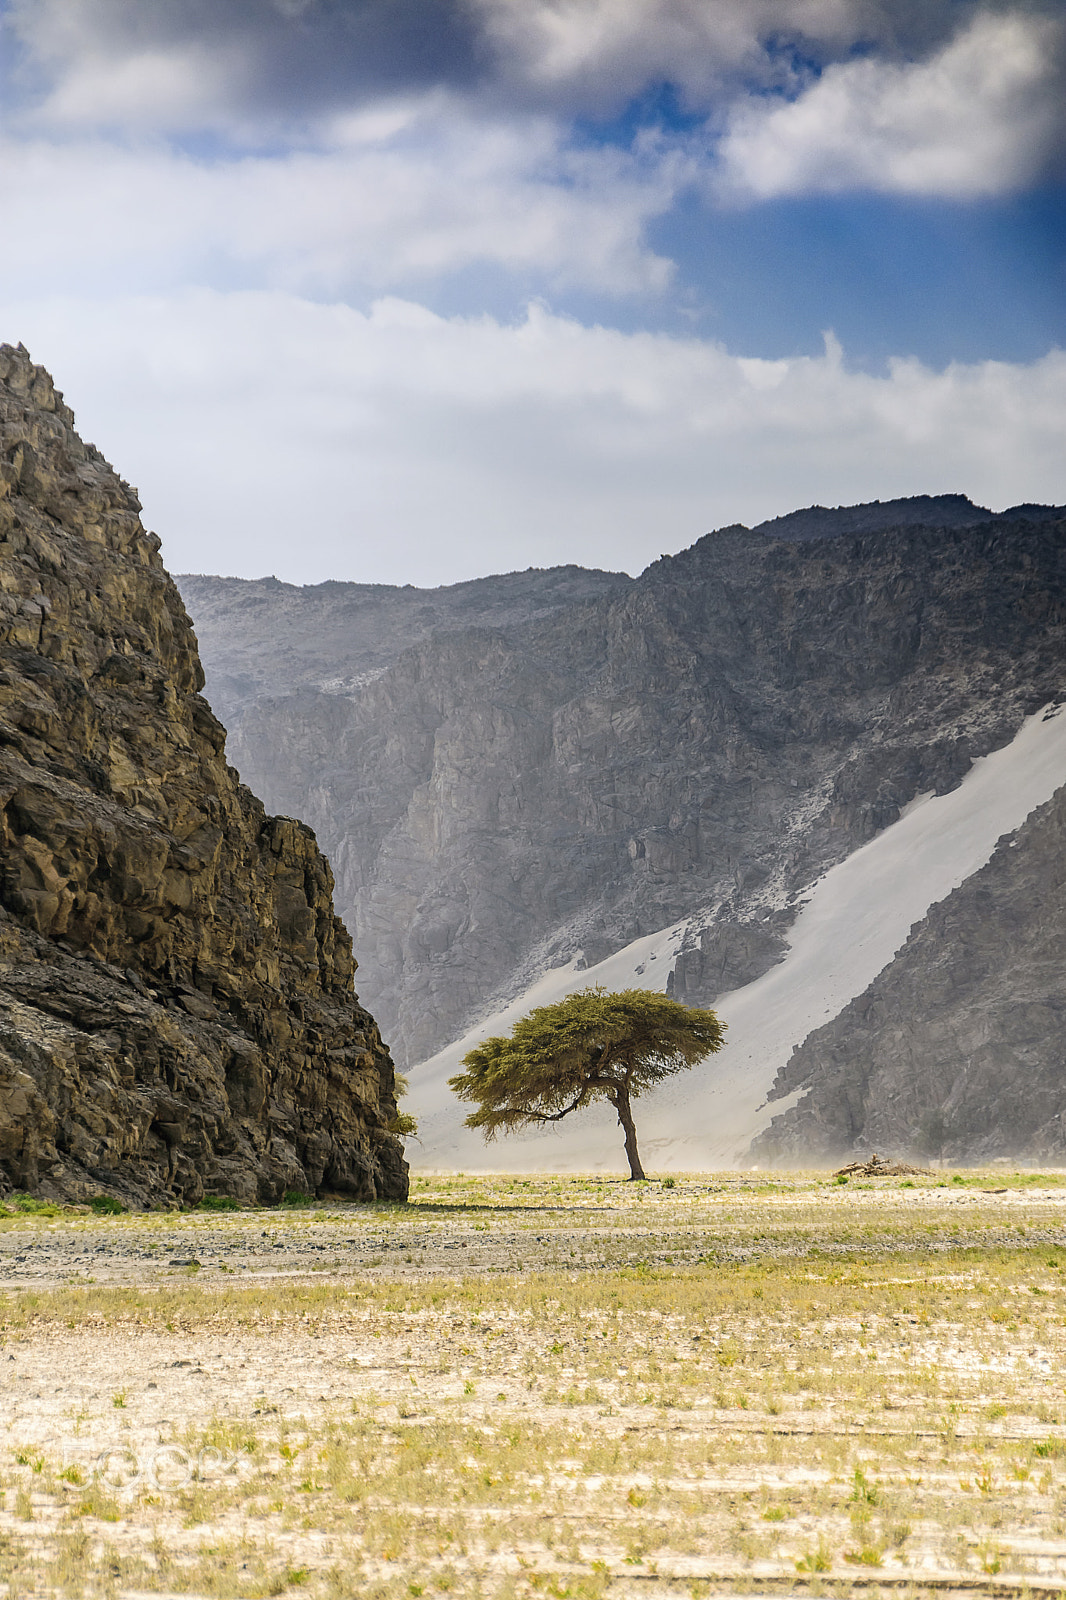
[[3, 1170, 1066, 1597]]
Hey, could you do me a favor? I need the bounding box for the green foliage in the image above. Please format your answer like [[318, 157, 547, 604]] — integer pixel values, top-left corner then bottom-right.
[[451, 987, 725, 1134], [9, 1193, 62, 1216], [279, 1190, 315, 1208], [450, 987, 725, 1179], [795, 1539, 832, 1572], [195, 1195, 242, 1212], [389, 1112, 419, 1138], [851, 1467, 878, 1504], [89, 1195, 126, 1215]]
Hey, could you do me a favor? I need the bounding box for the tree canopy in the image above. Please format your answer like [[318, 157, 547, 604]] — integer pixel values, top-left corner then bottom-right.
[[449, 986, 726, 1180]]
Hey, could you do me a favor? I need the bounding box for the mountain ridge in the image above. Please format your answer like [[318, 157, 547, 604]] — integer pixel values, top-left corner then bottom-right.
[[180, 503, 1066, 1099]]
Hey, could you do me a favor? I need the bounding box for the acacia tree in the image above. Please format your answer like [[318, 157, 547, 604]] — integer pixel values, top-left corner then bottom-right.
[[449, 987, 726, 1180]]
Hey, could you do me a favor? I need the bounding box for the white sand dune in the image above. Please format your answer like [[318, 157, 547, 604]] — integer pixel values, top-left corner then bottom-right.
[[408, 704, 1066, 1174]]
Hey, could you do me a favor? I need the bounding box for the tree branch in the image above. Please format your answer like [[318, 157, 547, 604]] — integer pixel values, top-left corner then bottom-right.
[[524, 1073, 622, 1124], [524, 1090, 590, 1124]]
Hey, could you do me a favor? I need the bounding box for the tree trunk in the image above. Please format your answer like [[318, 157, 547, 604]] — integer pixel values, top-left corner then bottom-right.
[[614, 1086, 646, 1180]]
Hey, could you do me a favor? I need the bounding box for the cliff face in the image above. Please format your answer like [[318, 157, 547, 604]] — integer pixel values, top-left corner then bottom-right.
[[176, 566, 631, 732], [181, 507, 1066, 1071], [752, 761, 1066, 1167], [0, 345, 408, 1207]]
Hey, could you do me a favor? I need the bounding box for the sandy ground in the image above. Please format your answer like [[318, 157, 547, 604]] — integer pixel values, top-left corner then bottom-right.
[[3, 1172, 1066, 1598]]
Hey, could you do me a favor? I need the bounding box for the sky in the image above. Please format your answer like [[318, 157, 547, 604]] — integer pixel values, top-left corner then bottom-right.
[[1, 0, 1064, 587]]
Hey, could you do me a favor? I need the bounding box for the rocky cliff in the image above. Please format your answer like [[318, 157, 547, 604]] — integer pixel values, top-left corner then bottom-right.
[[0, 345, 408, 1207], [177, 565, 630, 732], [752, 755, 1066, 1165], [180, 502, 1066, 1074]]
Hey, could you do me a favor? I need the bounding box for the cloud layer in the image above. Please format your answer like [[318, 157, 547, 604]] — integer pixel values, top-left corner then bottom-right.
[[718, 11, 1064, 199], [6, 2, 1065, 201], [0, 105, 680, 299], [5, 0, 480, 132], [2, 3, 1062, 587], [12, 292, 1064, 586]]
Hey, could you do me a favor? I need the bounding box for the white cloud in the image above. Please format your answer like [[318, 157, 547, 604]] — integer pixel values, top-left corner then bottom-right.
[[472, 0, 863, 110], [18, 42, 240, 132], [10, 0, 1038, 134], [4, 0, 936, 131], [718, 10, 1064, 199], [0, 102, 680, 297], [7, 291, 1063, 587], [4, 0, 443, 135]]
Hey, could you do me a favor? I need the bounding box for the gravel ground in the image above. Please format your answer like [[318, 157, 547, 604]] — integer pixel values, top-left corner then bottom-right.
[[2, 1171, 1064, 1288]]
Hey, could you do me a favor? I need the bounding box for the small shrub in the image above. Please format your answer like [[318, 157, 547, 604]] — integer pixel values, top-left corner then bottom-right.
[[851, 1467, 878, 1505], [280, 1190, 315, 1208], [195, 1195, 241, 1212], [90, 1195, 125, 1215], [796, 1539, 832, 1572], [845, 1546, 884, 1568], [10, 1192, 62, 1216], [661, 1177, 676, 1189]]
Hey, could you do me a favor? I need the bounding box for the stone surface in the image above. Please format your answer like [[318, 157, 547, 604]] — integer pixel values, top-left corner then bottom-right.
[[181, 506, 1066, 1074], [0, 344, 407, 1207], [752, 765, 1066, 1167]]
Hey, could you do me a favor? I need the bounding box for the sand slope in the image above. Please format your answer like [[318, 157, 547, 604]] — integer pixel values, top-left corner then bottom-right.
[[409, 705, 1066, 1173]]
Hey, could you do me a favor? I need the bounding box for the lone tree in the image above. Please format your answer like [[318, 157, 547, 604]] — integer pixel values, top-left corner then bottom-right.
[[449, 987, 726, 1181]]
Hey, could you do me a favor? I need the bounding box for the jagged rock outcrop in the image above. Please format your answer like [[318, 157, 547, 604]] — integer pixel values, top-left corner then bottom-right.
[[666, 918, 789, 1005], [0, 344, 408, 1207], [752, 759, 1066, 1167], [180, 504, 1066, 1070]]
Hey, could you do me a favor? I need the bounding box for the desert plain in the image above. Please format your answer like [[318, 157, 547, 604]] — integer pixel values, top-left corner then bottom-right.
[[2, 1170, 1066, 1600]]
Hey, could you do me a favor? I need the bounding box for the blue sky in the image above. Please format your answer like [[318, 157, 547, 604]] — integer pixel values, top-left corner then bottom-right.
[[1, 0, 1063, 585]]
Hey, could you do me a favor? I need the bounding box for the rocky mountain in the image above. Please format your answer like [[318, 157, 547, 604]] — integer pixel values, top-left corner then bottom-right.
[[179, 496, 1066, 1115], [176, 565, 630, 731], [0, 345, 407, 1207], [752, 739, 1066, 1166], [750, 492, 1059, 542]]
